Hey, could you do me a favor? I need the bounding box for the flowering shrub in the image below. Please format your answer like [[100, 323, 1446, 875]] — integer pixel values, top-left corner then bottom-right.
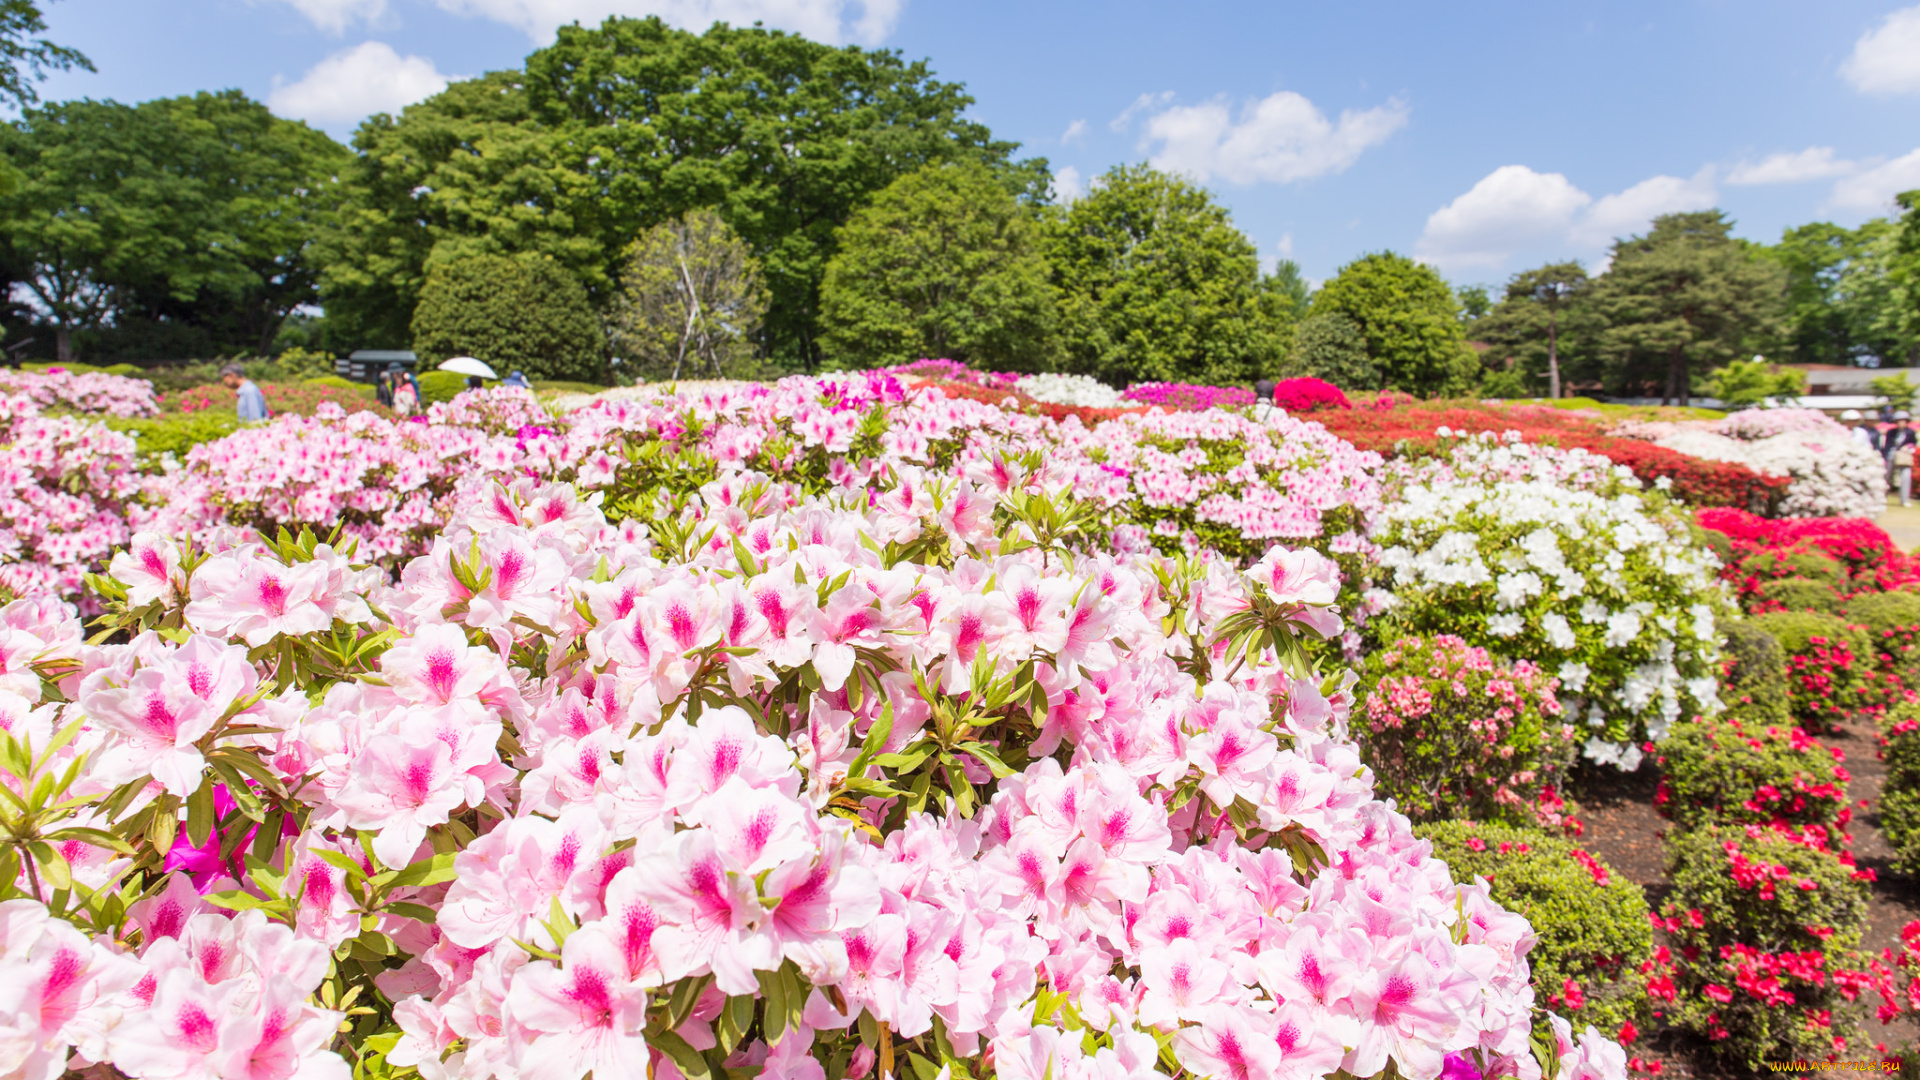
[[910, 378, 1145, 426], [1697, 509, 1920, 600], [1357, 634, 1574, 824], [1748, 611, 1889, 731], [1622, 412, 1884, 518], [0, 366, 161, 417], [1418, 821, 1653, 1038], [1316, 404, 1789, 511], [0, 462, 1628, 1080], [1013, 372, 1126, 408], [0, 392, 150, 600], [1654, 824, 1879, 1069], [1844, 591, 1920, 684], [1368, 434, 1729, 766], [1876, 700, 1920, 876], [1271, 378, 1351, 413], [1121, 381, 1256, 411], [1654, 715, 1851, 833]]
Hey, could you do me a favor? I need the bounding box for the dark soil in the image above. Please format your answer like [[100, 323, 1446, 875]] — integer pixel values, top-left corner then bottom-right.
[[1566, 717, 1920, 1078]]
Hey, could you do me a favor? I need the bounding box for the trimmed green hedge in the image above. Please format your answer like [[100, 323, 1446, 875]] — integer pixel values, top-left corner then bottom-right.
[[1655, 714, 1848, 833]]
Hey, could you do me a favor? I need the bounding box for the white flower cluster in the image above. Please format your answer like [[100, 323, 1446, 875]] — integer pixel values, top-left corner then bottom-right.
[[1368, 434, 1728, 767], [1014, 372, 1127, 408], [1618, 409, 1885, 518]]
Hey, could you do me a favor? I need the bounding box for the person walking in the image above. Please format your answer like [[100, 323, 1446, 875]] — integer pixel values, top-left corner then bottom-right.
[[391, 365, 419, 416], [221, 363, 269, 422], [1844, 409, 1883, 454], [503, 370, 531, 389], [1888, 411, 1918, 507], [375, 369, 394, 409]]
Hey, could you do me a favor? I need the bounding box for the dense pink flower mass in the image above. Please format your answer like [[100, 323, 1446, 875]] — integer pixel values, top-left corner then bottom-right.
[[0, 425, 1624, 1080]]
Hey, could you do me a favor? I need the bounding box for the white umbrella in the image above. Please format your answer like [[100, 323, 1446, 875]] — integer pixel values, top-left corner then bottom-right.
[[437, 356, 497, 379]]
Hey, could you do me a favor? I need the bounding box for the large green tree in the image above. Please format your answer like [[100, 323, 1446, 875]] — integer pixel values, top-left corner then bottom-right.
[[1590, 211, 1786, 406], [1895, 191, 1920, 360], [818, 161, 1057, 371], [609, 209, 768, 381], [0, 91, 348, 361], [1044, 164, 1287, 387], [1769, 219, 1914, 367], [1473, 262, 1592, 399], [317, 17, 1044, 366], [1310, 251, 1478, 395]]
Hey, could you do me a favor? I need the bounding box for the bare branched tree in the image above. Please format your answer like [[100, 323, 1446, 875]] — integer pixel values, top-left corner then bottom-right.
[[608, 209, 768, 382]]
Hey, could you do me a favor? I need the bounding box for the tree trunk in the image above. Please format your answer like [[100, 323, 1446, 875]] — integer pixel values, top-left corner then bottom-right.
[[55, 326, 71, 365], [1547, 313, 1561, 400], [1671, 347, 1690, 408]]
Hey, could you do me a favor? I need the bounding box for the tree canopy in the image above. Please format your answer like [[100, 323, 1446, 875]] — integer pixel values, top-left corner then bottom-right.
[[1769, 219, 1913, 367], [1045, 164, 1288, 387], [819, 161, 1057, 371], [1590, 211, 1785, 406], [608, 209, 768, 382], [1310, 252, 1478, 396], [1473, 262, 1592, 399], [316, 17, 1045, 367], [0, 0, 87, 109], [0, 90, 348, 362]]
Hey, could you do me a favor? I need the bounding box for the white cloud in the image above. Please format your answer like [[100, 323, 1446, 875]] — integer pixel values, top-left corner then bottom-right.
[[1843, 5, 1920, 94], [1568, 167, 1717, 248], [1051, 165, 1085, 203], [1416, 165, 1591, 270], [1275, 232, 1294, 258], [276, 0, 388, 33], [1110, 91, 1173, 133], [1727, 147, 1857, 185], [1415, 164, 1722, 271], [1061, 118, 1087, 144], [1829, 148, 1920, 211], [429, 0, 903, 44], [1136, 90, 1408, 186], [268, 42, 457, 125]]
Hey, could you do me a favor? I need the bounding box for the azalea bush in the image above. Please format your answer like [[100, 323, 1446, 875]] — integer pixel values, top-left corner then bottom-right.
[[1748, 610, 1890, 731], [1654, 714, 1851, 834], [1653, 824, 1881, 1069], [0, 391, 151, 600], [0, 366, 161, 417], [1270, 378, 1350, 413], [1367, 433, 1729, 767], [1418, 821, 1653, 1040], [1013, 373, 1125, 408], [1720, 619, 1793, 726], [1697, 509, 1920, 603], [1357, 634, 1575, 825], [0, 461, 1630, 1080]]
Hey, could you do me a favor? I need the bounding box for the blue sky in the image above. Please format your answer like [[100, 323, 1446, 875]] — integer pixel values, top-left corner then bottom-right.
[[27, 0, 1920, 289]]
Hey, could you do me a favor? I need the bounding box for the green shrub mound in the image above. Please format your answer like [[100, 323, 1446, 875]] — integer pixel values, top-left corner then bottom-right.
[[1880, 699, 1920, 876], [416, 371, 481, 405], [1745, 544, 1847, 588], [1655, 714, 1848, 832], [102, 412, 242, 462], [1417, 821, 1651, 1035], [411, 253, 608, 384], [1756, 577, 1841, 613], [1843, 590, 1920, 635], [1719, 619, 1792, 725], [1660, 825, 1872, 1069]]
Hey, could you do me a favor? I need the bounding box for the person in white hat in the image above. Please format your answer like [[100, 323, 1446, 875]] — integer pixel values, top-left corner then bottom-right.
[[1842, 409, 1882, 454]]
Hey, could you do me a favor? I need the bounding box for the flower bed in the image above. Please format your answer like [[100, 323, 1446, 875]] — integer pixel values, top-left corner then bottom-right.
[[0, 458, 1627, 1080], [1315, 403, 1789, 511], [0, 365, 161, 417], [1121, 381, 1256, 410]]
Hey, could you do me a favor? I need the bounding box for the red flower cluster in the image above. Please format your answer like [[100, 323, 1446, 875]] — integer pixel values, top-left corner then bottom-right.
[[1698, 508, 1920, 596], [1270, 377, 1350, 412], [1313, 403, 1789, 509]]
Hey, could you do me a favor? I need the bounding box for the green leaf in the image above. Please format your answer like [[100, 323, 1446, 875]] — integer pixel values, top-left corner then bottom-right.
[[381, 852, 457, 891], [649, 1029, 714, 1080], [184, 779, 216, 849]]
